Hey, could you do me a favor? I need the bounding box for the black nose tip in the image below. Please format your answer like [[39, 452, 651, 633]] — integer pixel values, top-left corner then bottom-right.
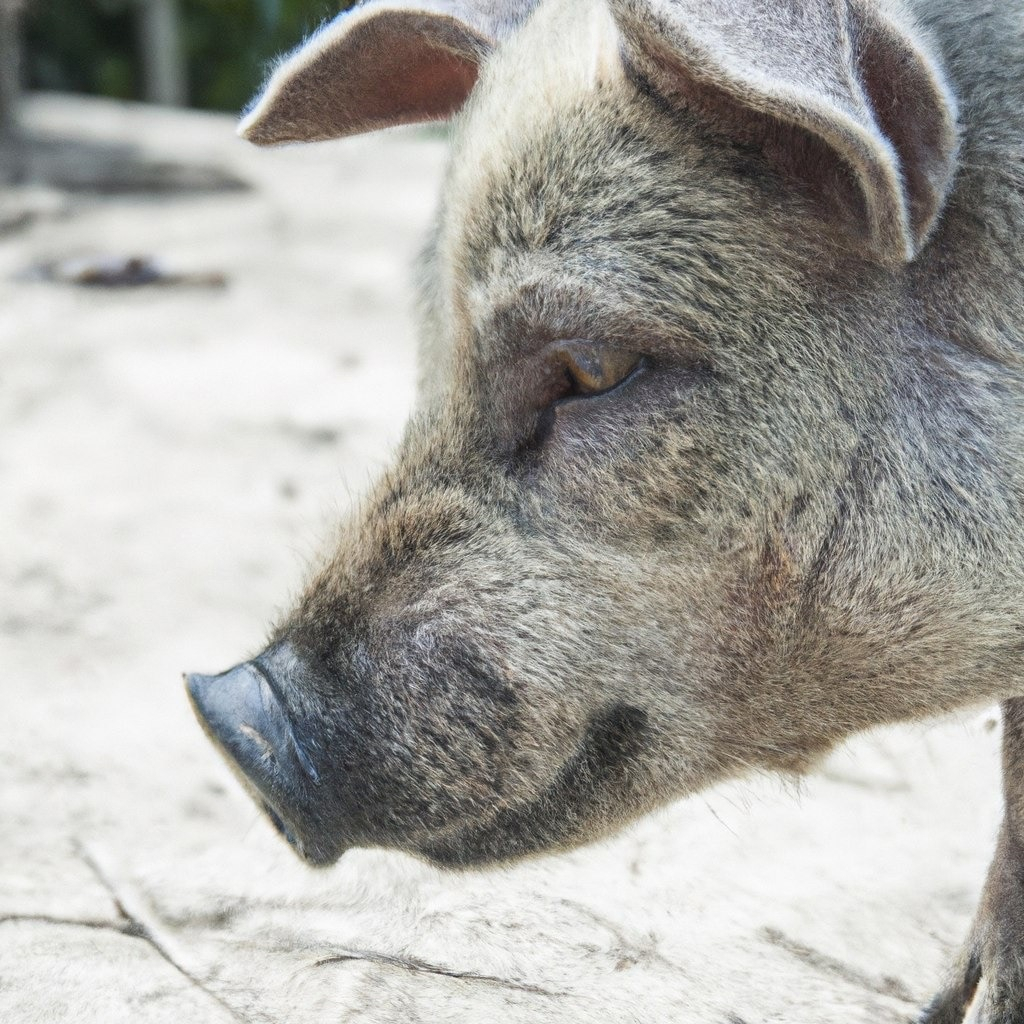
[[185, 659, 320, 798], [185, 645, 346, 866]]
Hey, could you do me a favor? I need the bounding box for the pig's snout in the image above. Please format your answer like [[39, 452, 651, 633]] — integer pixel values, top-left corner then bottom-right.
[[185, 647, 339, 864]]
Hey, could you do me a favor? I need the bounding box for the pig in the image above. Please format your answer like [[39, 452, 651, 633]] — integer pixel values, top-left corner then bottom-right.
[[184, 0, 1024, 1018]]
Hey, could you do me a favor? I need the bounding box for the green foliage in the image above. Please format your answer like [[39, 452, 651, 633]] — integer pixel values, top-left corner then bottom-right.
[[27, 0, 138, 101], [24, 0, 350, 112]]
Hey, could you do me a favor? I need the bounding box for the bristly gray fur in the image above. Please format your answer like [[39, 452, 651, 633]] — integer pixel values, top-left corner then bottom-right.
[[207, 0, 1024, 1018]]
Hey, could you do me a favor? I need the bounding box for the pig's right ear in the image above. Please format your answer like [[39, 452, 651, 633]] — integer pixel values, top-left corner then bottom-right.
[[239, 0, 534, 145], [612, 0, 959, 263]]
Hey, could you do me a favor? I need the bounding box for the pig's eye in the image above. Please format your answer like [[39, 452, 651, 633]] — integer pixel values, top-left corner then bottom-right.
[[521, 340, 645, 456], [549, 340, 642, 400]]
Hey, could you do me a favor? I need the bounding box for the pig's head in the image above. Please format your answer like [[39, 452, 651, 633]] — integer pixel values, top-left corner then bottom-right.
[[189, 0, 1006, 868]]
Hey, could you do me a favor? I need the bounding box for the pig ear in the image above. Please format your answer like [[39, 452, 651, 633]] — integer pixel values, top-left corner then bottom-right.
[[612, 0, 959, 262], [239, 0, 534, 145]]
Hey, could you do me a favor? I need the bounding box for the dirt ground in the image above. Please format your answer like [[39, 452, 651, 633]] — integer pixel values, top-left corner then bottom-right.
[[0, 94, 1005, 1024]]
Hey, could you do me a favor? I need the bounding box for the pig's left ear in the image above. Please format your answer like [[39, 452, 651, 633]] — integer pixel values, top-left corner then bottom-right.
[[612, 0, 959, 262], [239, 0, 535, 145]]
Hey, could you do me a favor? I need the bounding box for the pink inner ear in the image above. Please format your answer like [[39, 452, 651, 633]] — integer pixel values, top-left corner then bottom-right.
[[243, 13, 487, 146], [853, 16, 956, 250], [326, 26, 482, 134]]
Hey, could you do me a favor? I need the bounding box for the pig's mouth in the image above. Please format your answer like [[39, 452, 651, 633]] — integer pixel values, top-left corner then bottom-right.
[[260, 801, 302, 854], [185, 649, 344, 866]]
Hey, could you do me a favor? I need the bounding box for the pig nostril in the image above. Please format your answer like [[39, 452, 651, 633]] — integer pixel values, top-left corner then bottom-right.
[[288, 731, 320, 784]]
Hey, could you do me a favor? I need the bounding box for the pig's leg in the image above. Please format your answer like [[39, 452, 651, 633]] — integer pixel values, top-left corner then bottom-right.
[[921, 699, 1024, 1024]]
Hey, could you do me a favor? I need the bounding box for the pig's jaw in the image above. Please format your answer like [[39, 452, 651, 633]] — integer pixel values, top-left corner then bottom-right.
[[416, 702, 651, 868]]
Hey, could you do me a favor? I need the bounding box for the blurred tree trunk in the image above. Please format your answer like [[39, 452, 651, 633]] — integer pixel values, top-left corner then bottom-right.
[[0, 0, 23, 141], [137, 0, 187, 106]]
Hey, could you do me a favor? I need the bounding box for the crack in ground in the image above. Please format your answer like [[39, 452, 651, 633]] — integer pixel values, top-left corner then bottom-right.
[[74, 842, 248, 1023], [0, 913, 137, 934], [556, 897, 675, 971], [313, 947, 569, 997], [760, 926, 915, 1003]]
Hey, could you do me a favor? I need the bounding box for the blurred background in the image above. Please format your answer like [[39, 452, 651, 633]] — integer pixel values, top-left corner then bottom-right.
[[2, 0, 354, 142]]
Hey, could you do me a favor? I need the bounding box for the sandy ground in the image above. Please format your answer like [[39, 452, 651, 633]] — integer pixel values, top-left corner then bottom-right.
[[0, 94, 1007, 1024]]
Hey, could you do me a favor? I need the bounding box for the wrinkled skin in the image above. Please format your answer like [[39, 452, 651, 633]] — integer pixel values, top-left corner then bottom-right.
[[187, 0, 1024, 1017]]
